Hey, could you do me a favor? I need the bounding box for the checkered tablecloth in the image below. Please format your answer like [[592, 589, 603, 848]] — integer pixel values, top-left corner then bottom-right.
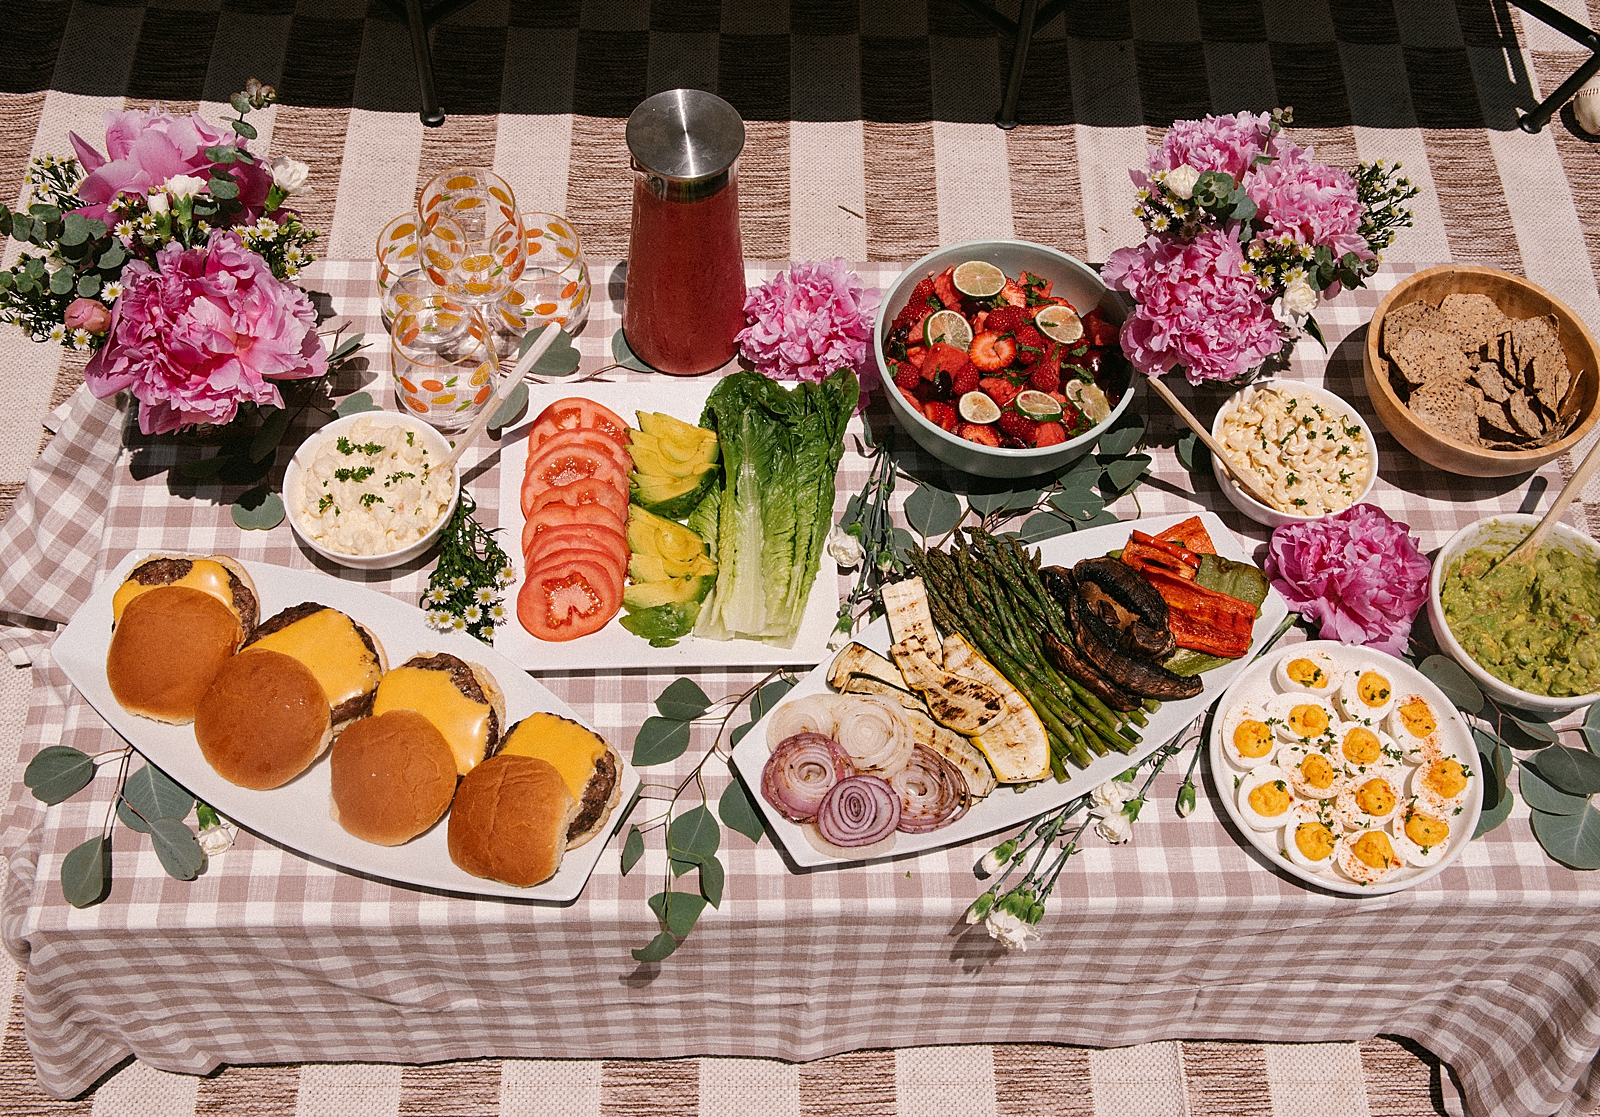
[[3, 260, 1598, 1117]]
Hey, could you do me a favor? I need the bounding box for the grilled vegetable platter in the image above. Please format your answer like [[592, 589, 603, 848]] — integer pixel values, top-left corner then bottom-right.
[[729, 510, 1290, 867]]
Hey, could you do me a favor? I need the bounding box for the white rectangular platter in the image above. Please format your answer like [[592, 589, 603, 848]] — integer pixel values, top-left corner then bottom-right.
[[730, 511, 1289, 868], [53, 554, 639, 903], [493, 379, 838, 671]]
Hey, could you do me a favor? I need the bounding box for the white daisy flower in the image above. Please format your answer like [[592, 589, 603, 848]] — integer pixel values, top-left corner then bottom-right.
[[48, 325, 65, 342], [488, 603, 506, 621], [474, 587, 493, 605], [497, 566, 516, 586], [114, 221, 134, 238], [463, 605, 481, 623], [451, 615, 467, 631], [450, 575, 468, 589], [479, 625, 494, 641], [72, 329, 90, 347], [102, 281, 122, 301]]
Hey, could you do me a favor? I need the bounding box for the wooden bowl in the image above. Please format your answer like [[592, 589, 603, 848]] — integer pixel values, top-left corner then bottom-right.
[[1362, 264, 1600, 477]]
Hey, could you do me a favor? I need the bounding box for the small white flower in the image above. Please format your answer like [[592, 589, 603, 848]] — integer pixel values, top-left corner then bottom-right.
[[451, 615, 467, 631], [474, 586, 494, 605], [978, 849, 1006, 876], [451, 575, 469, 589], [270, 155, 311, 195], [1165, 163, 1201, 200], [426, 588, 447, 605], [72, 329, 90, 347], [825, 524, 864, 569], [164, 174, 207, 200], [48, 325, 65, 342], [1096, 812, 1134, 844], [427, 609, 452, 629], [984, 908, 1040, 951], [480, 624, 494, 641], [113, 221, 134, 239], [489, 603, 506, 621], [1088, 780, 1128, 817], [197, 823, 235, 857], [102, 281, 122, 301], [146, 191, 170, 215], [1150, 214, 1170, 232], [498, 566, 516, 586], [463, 605, 481, 623]]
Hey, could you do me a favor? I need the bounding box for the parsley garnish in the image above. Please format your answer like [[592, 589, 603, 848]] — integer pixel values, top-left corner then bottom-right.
[[335, 436, 384, 455], [317, 495, 334, 513], [334, 466, 375, 483], [359, 493, 382, 508]]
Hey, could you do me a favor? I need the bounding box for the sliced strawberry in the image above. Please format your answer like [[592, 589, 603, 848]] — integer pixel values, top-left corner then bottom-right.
[[951, 361, 981, 396], [996, 410, 1038, 442], [1000, 279, 1027, 307], [1029, 340, 1062, 392], [984, 305, 1030, 335], [933, 267, 962, 310], [958, 422, 1001, 447], [1013, 325, 1045, 367], [979, 376, 1020, 407], [922, 400, 959, 432], [1033, 422, 1067, 447], [968, 330, 1017, 372]]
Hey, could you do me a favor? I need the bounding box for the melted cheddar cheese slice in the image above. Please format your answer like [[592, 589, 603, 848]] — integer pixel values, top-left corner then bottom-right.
[[112, 559, 235, 624], [249, 609, 381, 710], [373, 665, 490, 775], [498, 712, 606, 800]]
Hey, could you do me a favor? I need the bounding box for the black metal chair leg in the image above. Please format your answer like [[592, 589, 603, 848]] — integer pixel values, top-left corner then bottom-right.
[[1510, 0, 1600, 133], [997, 0, 1040, 130], [404, 0, 446, 127]]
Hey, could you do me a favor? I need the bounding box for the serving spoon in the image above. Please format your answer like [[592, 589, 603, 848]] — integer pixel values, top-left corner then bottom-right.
[[1493, 433, 1600, 569], [438, 324, 562, 477], [1144, 375, 1280, 510]]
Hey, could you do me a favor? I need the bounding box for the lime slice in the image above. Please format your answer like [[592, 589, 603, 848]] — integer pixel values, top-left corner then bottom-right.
[[952, 260, 1006, 299], [1065, 379, 1112, 423], [958, 391, 1001, 424], [924, 309, 974, 351], [1035, 304, 1084, 344], [1016, 390, 1064, 422]]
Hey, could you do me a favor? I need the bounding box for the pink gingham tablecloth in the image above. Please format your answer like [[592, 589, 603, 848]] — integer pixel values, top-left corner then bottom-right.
[[3, 262, 1599, 1117]]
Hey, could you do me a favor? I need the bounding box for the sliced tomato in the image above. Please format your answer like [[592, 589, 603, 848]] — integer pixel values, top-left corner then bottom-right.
[[529, 397, 631, 448], [521, 475, 630, 520], [528, 427, 632, 474], [524, 442, 629, 495], [523, 522, 628, 571], [518, 557, 622, 641], [524, 542, 627, 589], [520, 502, 626, 553]]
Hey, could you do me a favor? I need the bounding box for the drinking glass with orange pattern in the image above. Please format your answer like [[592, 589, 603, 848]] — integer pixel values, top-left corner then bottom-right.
[[515, 211, 592, 334], [417, 167, 526, 308], [375, 212, 426, 320], [389, 293, 498, 430]]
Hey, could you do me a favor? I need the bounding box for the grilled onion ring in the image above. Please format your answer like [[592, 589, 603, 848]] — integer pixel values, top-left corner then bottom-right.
[[761, 732, 855, 823], [832, 697, 913, 777], [889, 744, 970, 832], [815, 775, 901, 846]]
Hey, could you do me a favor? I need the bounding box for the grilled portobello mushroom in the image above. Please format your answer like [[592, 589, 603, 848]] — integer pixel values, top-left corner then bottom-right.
[[1066, 590, 1203, 701], [1042, 630, 1139, 711]]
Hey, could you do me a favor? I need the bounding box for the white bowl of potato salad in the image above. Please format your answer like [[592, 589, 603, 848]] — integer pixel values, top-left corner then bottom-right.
[[1210, 380, 1378, 528], [284, 413, 459, 570]]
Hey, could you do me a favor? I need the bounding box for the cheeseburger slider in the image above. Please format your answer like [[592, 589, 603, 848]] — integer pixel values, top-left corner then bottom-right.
[[105, 554, 258, 724], [371, 653, 505, 776], [496, 712, 621, 849], [244, 603, 386, 729], [329, 710, 457, 845], [448, 753, 574, 886], [194, 648, 333, 789]]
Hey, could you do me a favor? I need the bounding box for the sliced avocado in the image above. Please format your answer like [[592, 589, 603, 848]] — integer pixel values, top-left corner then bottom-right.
[[620, 601, 701, 647], [623, 574, 714, 610], [636, 411, 720, 467], [628, 504, 710, 564], [630, 468, 717, 520], [628, 432, 713, 482], [629, 551, 716, 584]]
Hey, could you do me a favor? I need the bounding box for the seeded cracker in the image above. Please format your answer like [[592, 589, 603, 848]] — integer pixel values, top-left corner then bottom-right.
[[1409, 375, 1484, 446], [1531, 350, 1571, 416], [1439, 293, 1508, 351], [1393, 328, 1472, 387], [1471, 358, 1511, 403], [1478, 397, 1519, 439], [1508, 390, 1545, 439], [1381, 300, 1450, 358]]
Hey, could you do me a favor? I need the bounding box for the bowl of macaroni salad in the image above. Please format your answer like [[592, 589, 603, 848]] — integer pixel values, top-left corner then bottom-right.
[[1210, 380, 1377, 528]]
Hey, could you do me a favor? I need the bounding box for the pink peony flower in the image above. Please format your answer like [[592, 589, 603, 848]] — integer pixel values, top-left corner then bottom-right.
[[84, 232, 327, 435], [1244, 145, 1370, 262], [64, 298, 112, 335], [737, 258, 881, 396], [69, 106, 271, 223], [1145, 111, 1275, 181], [1101, 227, 1284, 384], [1264, 504, 1431, 655]]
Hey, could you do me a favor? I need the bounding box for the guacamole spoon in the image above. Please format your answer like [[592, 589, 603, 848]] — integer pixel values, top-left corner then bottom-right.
[[1495, 434, 1600, 570]]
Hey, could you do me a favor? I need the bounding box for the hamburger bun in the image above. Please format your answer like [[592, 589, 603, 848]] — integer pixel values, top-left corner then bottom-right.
[[194, 648, 333, 789], [106, 586, 246, 724], [497, 712, 622, 849], [371, 652, 505, 776], [447, 753, 575, 886], [113, 553, 259, 634], [329, 710, 457, 845], [244, 603, 387, 729]]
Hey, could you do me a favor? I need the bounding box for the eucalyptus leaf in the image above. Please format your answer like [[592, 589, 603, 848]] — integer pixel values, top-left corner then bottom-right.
[[1474, 727, 1511, 812], [489, 381, 528, 431], [669, 851, 702, 877], [621, 825, 644, 874], [633, 716, 693, 767], [718, 774, 765, 844], [208, 177, 240, 200], [1500, 716, 1560, 752], [59, 212, 91, 246], [521, 325, 581, 377], [632, 931, 678, 962], [649, 890, 708, 938], [232, 118, 258, 140], [61, 835, 111, 908], [890, 527, 918, 564], [1017, 511, 1078, 543], [334, 391, 382, 417], [728, 721, 754, 747], [1531, 806, 1600, 870], [749, 678, 795, 721], [904, 484, 963, 538], [611, 329, 655, 372], [329, 332, 366, 362], [655, 677, 711, 720], [118, 763, 193, 834], [1079, 508, 1122, 528], [149, 817, 205, 880], [699, 853, 725, 907], [232, 488, 285, 531], [1047, 485, 1104, 521], [250, 406, 291, 463], [1096, 415, 1146, 458], [1585, 703, 1600, 758], [76, 272, 100, 298], [1518, 762, 1588, 815], [1004, 488, 1044, 514], [966, 489, 1015, 517], [25, 745, 96, 805], [49, 266, 75, 295], [1419, 656, 1485, 715], [668, 805, 720, 865], [1474, 787, 1515, 839], [1175, 430, 1210, 474], [1102, 454, 1152, 495], [1527, 746, 1600, 796]]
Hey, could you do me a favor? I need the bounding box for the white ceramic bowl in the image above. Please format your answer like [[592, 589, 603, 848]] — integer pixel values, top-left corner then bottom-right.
[[1428, 513, 1600, 716], [872, 239, 1134, 479], [282, 412, 460, 570], [1209, 379, 1379, 529]]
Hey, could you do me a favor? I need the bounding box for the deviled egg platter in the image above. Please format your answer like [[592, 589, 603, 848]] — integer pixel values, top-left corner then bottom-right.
[[1211, 643, 1482, 894]]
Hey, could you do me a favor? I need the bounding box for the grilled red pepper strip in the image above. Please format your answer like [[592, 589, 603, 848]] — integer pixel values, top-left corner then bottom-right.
[[1121, 540, 1197, 580], [1129, 530, 1201, 568], [1154, 516, 1217, 555], [1138, 568, 1255, 658]]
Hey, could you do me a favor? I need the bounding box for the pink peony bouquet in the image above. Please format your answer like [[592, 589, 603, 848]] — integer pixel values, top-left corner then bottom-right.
[[1264, 504, 1431, 655], [85, 233, 328, 434], [1104, 108, 1416, 385], [737, 258, 881, 396]]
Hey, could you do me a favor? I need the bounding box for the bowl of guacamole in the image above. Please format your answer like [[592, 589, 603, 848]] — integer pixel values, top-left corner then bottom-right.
[[1429, 513, 1600, 715]]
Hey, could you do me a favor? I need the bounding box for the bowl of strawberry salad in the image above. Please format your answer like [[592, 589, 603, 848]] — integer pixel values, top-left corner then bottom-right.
[[874, 239, 1134, 478]]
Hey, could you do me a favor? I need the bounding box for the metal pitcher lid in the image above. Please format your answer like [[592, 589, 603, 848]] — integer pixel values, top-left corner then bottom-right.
[[626, 89, 745, 181]]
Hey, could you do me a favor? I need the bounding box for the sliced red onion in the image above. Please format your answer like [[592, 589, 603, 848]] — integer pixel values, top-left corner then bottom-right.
[[890, 745, 970, 833], [761, 732, 855, 823], [815, 775, 901, 847]]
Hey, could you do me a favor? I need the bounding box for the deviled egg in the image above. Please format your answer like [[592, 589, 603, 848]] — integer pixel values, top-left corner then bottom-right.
[[1280, 742, 1346, 800], [1220, 696, 1280, 770], [1237, 765, 1297, 832], [1265, 693, 1339, 746], [1335, 766, 1405, 831], [1337, 663, 1397, 724], [1387, 694, 1440, 762], [1409, 754, 1472, 813], [1335, 723, 1400, 776], [1273, 651, 1342, 698], [1282, 806, 1339, 872], [1336, 827, 1405, 884], [1389, 800, 1452, 868]]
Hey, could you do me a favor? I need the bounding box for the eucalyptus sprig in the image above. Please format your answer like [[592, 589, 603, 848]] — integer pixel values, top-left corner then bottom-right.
[[832, 429, 906, 638], [24, 744, 209, 906], [422, 489, 514, 642], [623, 671, 793, 961]]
